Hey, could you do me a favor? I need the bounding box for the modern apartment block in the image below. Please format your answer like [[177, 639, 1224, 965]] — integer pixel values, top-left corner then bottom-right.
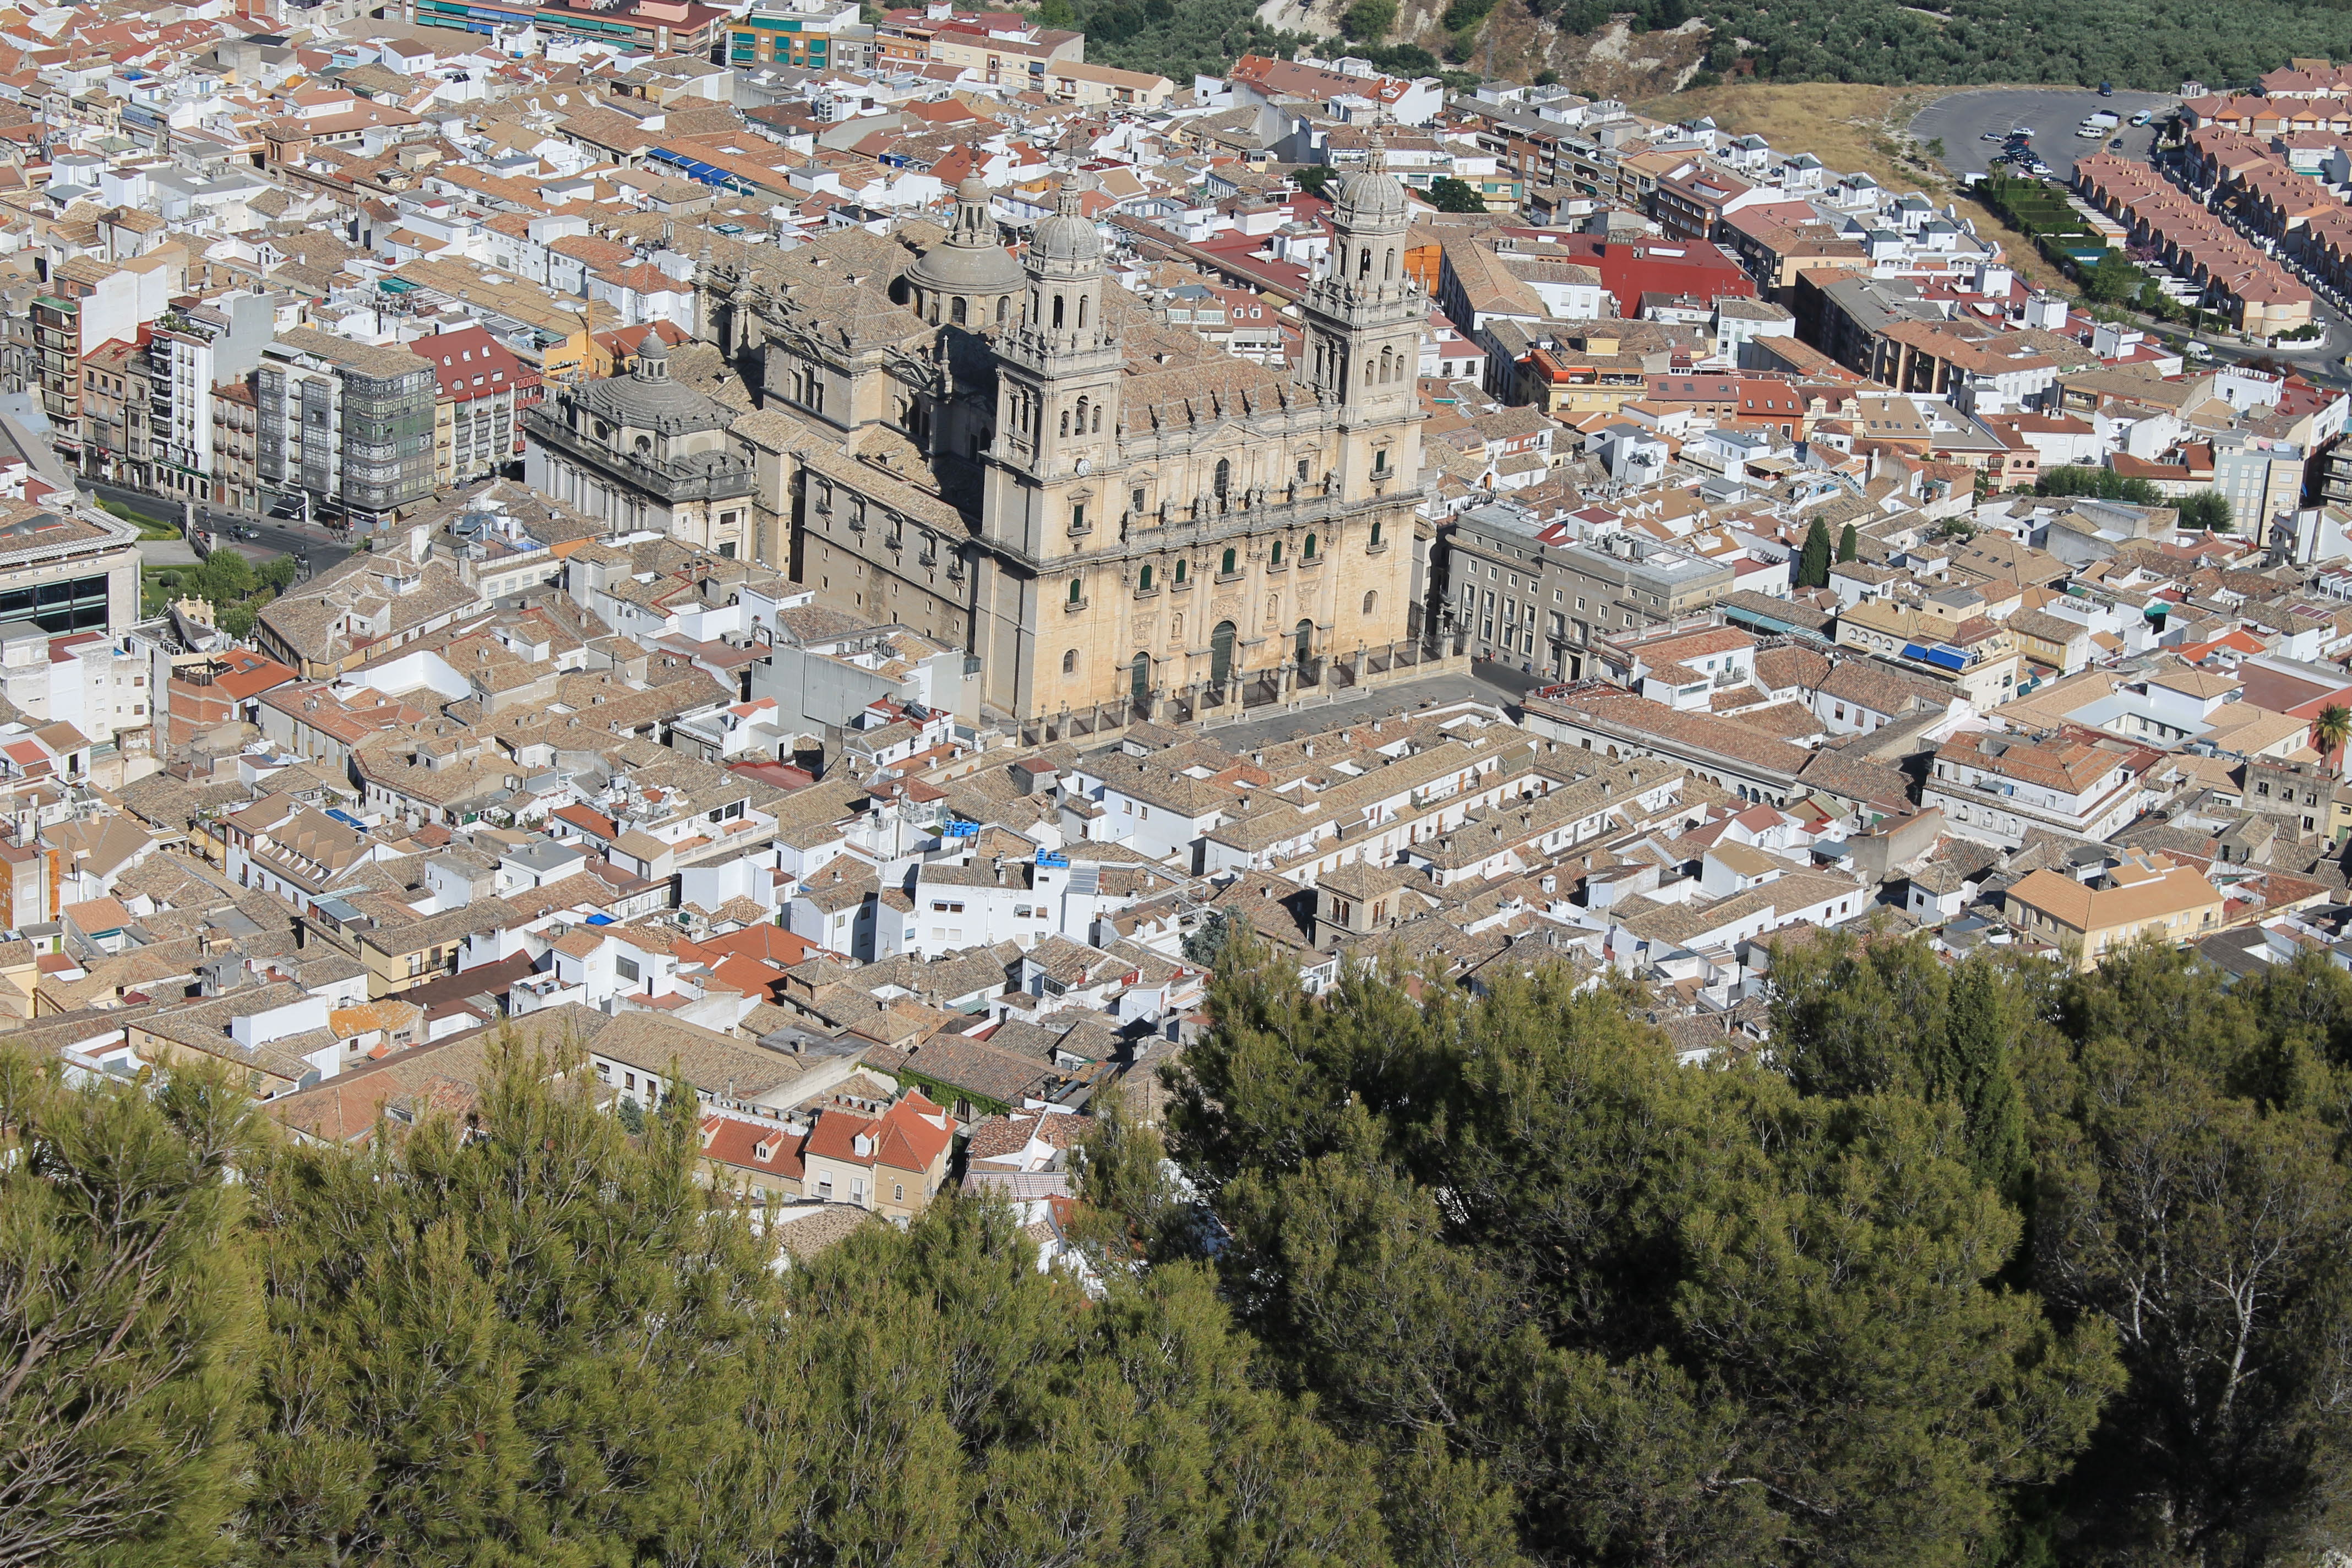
[[254, 328, 438, 529]]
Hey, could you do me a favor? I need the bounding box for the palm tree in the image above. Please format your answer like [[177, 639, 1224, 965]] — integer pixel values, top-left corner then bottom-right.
[[2312, 704, 2351, 770]]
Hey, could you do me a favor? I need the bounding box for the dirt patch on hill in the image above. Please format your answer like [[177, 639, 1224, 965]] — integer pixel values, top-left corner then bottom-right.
[[1379, 5, 1707, 97], [1632, 81, 1948, 188]]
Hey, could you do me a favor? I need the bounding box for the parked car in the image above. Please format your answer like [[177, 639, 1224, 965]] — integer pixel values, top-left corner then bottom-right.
[[2099, 80, 2114, 95], [1983, 129, 2004, 141], [2110, 137, 2126, 149], [2129, 110, 2153, 126]]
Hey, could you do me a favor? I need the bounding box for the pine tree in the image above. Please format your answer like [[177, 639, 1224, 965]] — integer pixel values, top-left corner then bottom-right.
[[1837, 521, 1859, 562], [0, 1050, 262, 1568], [239, 1037, 781, 1566], [1170, 939, 2118, 1568], [1797, 519, 1833, 588]]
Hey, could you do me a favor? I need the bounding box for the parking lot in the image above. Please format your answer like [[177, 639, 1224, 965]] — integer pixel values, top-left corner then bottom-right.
[[1909, 88, 2179, 182]]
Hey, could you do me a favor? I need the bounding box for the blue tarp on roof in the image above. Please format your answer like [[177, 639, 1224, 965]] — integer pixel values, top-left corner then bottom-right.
[[585, 913, 615, 925], [649, 148, 760, 195], [326, 809, 367, 830], [1922, 646, 1968, 672]]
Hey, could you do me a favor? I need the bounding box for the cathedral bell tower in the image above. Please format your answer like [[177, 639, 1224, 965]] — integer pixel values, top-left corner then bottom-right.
[[975, 174, 1129, 722], [987, 175, 1124, 552], [1297, 132, 1423, 491]]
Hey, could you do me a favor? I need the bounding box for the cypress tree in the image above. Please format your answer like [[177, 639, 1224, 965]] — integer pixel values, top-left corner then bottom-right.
[[1837, 521, 1859, 562], [1796, 519, 1832, 587]]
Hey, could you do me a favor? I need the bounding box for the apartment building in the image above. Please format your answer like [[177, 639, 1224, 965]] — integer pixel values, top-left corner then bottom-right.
[[254, 328, 438, 529]]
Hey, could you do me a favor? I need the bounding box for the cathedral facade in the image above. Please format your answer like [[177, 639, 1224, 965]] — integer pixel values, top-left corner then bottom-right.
[[699, 162, 1428, 726]]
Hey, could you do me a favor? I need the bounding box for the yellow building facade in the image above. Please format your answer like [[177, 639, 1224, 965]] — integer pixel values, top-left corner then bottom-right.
[[706, 167, 1427, 726]]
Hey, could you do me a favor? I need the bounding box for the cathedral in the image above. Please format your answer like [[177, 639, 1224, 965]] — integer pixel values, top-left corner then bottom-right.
[[652, 157, 1427, 725]]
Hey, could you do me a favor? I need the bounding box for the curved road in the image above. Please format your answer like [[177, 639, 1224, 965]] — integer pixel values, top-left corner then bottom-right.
[[81, 480, 353, 580]]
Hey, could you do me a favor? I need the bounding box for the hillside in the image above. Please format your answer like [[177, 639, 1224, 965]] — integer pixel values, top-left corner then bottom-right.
[[1073, 0, 2352, 99]]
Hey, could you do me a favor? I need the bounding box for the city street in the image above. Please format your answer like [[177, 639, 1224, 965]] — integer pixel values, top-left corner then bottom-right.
[[81, 480, 354, 579]]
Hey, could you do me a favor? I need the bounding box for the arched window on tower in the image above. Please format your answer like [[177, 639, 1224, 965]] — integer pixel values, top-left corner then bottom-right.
[[1060, 409, 1070, 437], [1385, 248, 1397, 280], [1075, 396, 1088, 433], [1303, 532, 1318, 560], [951, 296, 967, 325], [1062, 649, 1077, 674], [1214, 458, 1230, 498], [1077, 294, 1088, 328], [1362, 589, 1379, 617], [1091, 404, 1102, 433], [1052, 295, 1065, 329], [1358, 246, 1373, 279], [997, 297, 1010, 324]]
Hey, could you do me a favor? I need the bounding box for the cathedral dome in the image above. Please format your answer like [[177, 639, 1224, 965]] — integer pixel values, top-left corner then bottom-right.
[[576, 331, 732, 436], [1028, 177, 1102, 268], [907, 173, 1026, 297], [908, 230, 1026, 295]]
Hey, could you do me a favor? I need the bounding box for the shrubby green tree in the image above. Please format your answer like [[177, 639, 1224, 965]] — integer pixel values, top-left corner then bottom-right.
[[2177, 489, 2234, 531], [2086, 250, 2141, 303], [1426, 177, 1489, 213], [2038, 465, 2160, 505]]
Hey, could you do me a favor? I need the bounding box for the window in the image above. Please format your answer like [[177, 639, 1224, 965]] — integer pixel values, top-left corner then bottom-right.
[[1303, 533, 1317, 559], [1062, 649, 1077, 674], [1374, 449, 1389, 473], [1139, 564, 1155, 590], [1363, 590, 1378, 616], [1071, 500, 1086, 532], [1174, 559, 1188, 584], [1220, 547, 1237, 575], [1132, 486, 1146, 513], [1068, 578, 1083, 605], [1297, 458, 1310, 481], [1369, 519, 1383, 547], [894, 1183, 905, 1203], [951, 296, 967, 325], [615, 955, 640, 984], [930, 900, 966, 913], [1215, 458, 1231, 497], [1270, 540, 1284, 565]]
